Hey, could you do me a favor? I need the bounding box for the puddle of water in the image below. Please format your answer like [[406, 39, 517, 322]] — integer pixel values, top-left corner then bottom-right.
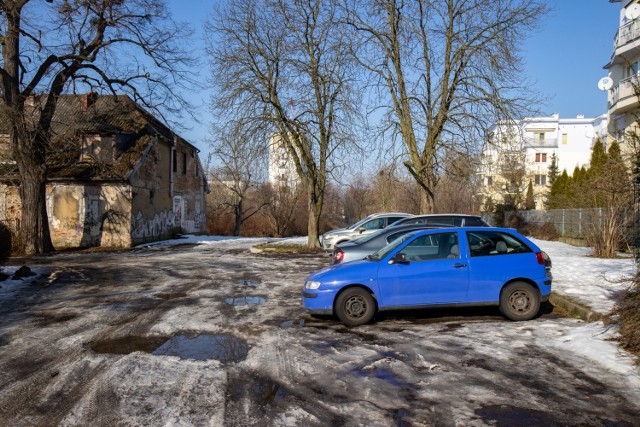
[[476, 405, 565, 427], [32, 313, 77, 326], [153, 333, 249, 363], [280, 319, 306, 329], [91, 336, 169, 355], [249, 377, 288, 405], [234, 279, 262, 287], [392, 408, 411, 427], [91, 333, 249, 363], [225, 296, 266, 306], [156, 291, 188, 300], [353, 365, 412, 389]]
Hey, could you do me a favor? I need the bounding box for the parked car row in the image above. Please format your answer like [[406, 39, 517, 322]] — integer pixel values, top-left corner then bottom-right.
[[305, 220, 552, 326], [320, 212, 489, 251]]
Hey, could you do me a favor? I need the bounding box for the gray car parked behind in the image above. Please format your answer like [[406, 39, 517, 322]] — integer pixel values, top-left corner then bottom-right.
[[332, 224, 444, 264]]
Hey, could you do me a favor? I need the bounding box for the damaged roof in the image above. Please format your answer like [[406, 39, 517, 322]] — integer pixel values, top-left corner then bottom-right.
[[0, 94, 196, 182]]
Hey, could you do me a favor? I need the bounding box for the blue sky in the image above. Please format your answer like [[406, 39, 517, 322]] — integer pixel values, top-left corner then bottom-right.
[[167, 0, 621, 156]]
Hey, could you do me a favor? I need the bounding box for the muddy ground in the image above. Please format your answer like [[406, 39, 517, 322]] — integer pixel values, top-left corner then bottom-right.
[[0, 240, 639, 426]]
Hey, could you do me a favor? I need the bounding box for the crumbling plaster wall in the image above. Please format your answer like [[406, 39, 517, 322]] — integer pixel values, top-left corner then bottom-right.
[[47, 183, 132, 249]]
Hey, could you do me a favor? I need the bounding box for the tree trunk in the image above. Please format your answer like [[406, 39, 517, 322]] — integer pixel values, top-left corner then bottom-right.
[[306, 188, 321, 248], [418, 178, 435, 214], [233, 199, 243, 236], [13, 132, 54, 254]]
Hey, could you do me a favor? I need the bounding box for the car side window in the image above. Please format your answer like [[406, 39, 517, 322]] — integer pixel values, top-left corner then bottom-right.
[[426, 217, 455, 226], [387, 216, 405, 226], [464, 217, 487, 226], [466, 231, 533, 257], [398, 232, 458, 261], [363, 218, 385, 230]]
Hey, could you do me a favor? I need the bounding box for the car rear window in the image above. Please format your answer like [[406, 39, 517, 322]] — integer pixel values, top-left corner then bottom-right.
[[464, 217, 488, 226], [466, 230, 533, 257]]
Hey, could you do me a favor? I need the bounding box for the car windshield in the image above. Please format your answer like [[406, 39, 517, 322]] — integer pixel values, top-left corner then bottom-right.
[[351, 227, 387, 244], [346, 215, 373, 230], [366, 232, 416, 261]]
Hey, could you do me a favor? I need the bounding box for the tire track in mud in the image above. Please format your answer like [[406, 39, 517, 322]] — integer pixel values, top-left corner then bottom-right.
[[0, 349, 109, 427]]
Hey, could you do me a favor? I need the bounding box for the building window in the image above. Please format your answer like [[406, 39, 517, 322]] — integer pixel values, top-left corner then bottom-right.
[[535, 153, 547, 163], [535, 174, 547, 186], [486, 176, 493, 186], [172, 150, 177, 173], [562, 133, 568, 145], [538, 132, 544, 142], [183, 152, 187, 175]]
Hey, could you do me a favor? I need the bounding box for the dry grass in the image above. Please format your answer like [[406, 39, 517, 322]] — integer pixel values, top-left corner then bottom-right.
[[611, 273, 640, 361], [253, 243, 325, 254]]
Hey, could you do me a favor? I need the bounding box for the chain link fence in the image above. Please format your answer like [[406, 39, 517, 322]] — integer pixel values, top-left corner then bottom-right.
[[505, 208, 632, 240]]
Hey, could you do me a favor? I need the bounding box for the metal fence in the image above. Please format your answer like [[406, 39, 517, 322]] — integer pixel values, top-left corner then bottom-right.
[[505, 208, 632, 240]]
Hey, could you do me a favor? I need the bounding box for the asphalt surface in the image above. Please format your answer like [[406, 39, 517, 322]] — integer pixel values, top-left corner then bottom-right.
[[0, 242, 638, 426]]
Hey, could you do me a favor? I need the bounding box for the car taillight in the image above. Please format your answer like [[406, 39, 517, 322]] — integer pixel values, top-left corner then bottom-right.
[[333, 249, 344, 263], [535, 252, 545, 265]]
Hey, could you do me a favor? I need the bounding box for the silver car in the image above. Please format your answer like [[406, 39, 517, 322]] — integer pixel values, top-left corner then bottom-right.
[[320, 212, 412, 251], [332, 224, 442, 264]]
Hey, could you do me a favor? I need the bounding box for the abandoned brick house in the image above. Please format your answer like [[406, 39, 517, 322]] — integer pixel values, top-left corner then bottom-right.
[[0, 93, 208, 249]]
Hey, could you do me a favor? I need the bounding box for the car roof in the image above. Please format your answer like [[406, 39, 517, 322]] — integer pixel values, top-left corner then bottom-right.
[[407, 213, 483, 218]]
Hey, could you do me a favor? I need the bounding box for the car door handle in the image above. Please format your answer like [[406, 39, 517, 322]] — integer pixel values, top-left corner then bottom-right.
[[453, 263, 467, 268]]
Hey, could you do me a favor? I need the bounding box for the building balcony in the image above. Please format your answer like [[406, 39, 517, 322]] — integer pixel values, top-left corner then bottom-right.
[[615, 19, 640, 49], [526, 138, 557, 148], [608, 76, 640, 115]]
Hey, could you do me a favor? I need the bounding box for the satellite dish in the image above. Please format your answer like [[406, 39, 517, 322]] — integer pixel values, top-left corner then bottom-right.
[[598, 76, 613, 91], [625, 4, 640, 20]]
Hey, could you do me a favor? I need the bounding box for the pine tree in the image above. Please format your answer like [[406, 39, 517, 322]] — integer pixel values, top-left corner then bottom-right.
[[525, 179, 535, 210], [548, 153, 559, 186], [589, 139, 608, 176], [547, 169, 570, 209]]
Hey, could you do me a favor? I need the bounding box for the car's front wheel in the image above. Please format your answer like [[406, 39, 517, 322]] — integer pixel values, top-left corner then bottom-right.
[[335, 287, 376, 326], [499, 281, 540, 321]]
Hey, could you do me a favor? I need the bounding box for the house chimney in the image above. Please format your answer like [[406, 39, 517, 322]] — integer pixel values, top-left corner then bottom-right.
[[81, 92, 98, 109]]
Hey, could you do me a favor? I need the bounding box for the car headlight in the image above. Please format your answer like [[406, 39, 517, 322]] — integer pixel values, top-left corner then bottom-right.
[[305, 280, 321, 290], [324, 235, 335, 241]]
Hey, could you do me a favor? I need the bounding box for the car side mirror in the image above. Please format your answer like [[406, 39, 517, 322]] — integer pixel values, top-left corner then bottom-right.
[[358, 226, 366, 234], [389, 253, 409, 265]]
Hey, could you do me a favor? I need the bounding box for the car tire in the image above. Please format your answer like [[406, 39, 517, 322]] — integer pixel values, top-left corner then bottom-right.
[[499, 281, 540, 321], [335, 287, 376, 326]]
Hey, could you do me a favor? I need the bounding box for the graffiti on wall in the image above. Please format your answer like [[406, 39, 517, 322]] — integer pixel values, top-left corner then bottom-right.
[[131, 209, 178, 240]]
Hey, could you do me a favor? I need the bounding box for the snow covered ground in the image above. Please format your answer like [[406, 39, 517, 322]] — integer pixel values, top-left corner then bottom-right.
[[531, 238, 635, 314], [0, 236, 638, 425]]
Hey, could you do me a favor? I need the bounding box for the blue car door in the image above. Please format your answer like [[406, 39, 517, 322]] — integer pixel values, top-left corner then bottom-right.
[[376, 231, 470, 307]]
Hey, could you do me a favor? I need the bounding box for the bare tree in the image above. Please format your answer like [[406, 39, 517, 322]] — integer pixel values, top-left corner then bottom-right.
[[434, 149, 480, 213], [210, 125, 268, 236], [0, 0, 195, 254], [260, 183, 303, 237], [207, 0, 359, 247], [345, 0, 546, 213]]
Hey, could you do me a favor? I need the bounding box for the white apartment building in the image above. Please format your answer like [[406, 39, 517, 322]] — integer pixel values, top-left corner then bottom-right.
[[605, 0, 640, 146], [268, 133, 301, 188], [480, 114, 608, 209]]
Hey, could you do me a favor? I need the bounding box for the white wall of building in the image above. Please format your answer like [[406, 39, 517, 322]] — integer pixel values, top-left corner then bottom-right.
[[480, 113, 607, 209], [268, 134, 300, 188]]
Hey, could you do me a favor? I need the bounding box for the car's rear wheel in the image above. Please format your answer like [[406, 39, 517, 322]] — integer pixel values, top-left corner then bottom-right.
[[335, 288, 376, 326], [499, 281, 540, 321]]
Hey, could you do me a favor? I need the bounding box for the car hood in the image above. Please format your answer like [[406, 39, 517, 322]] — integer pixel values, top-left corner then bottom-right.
[[323, 228, 349, 238], [306, 259, 377, 283]]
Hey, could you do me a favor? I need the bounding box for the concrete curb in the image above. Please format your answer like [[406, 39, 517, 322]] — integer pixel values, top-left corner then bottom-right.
[[549, 292, 605, 323]]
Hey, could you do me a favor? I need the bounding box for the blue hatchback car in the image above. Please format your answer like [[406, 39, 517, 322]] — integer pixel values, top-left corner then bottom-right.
[[302, 227, 552, 326]]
